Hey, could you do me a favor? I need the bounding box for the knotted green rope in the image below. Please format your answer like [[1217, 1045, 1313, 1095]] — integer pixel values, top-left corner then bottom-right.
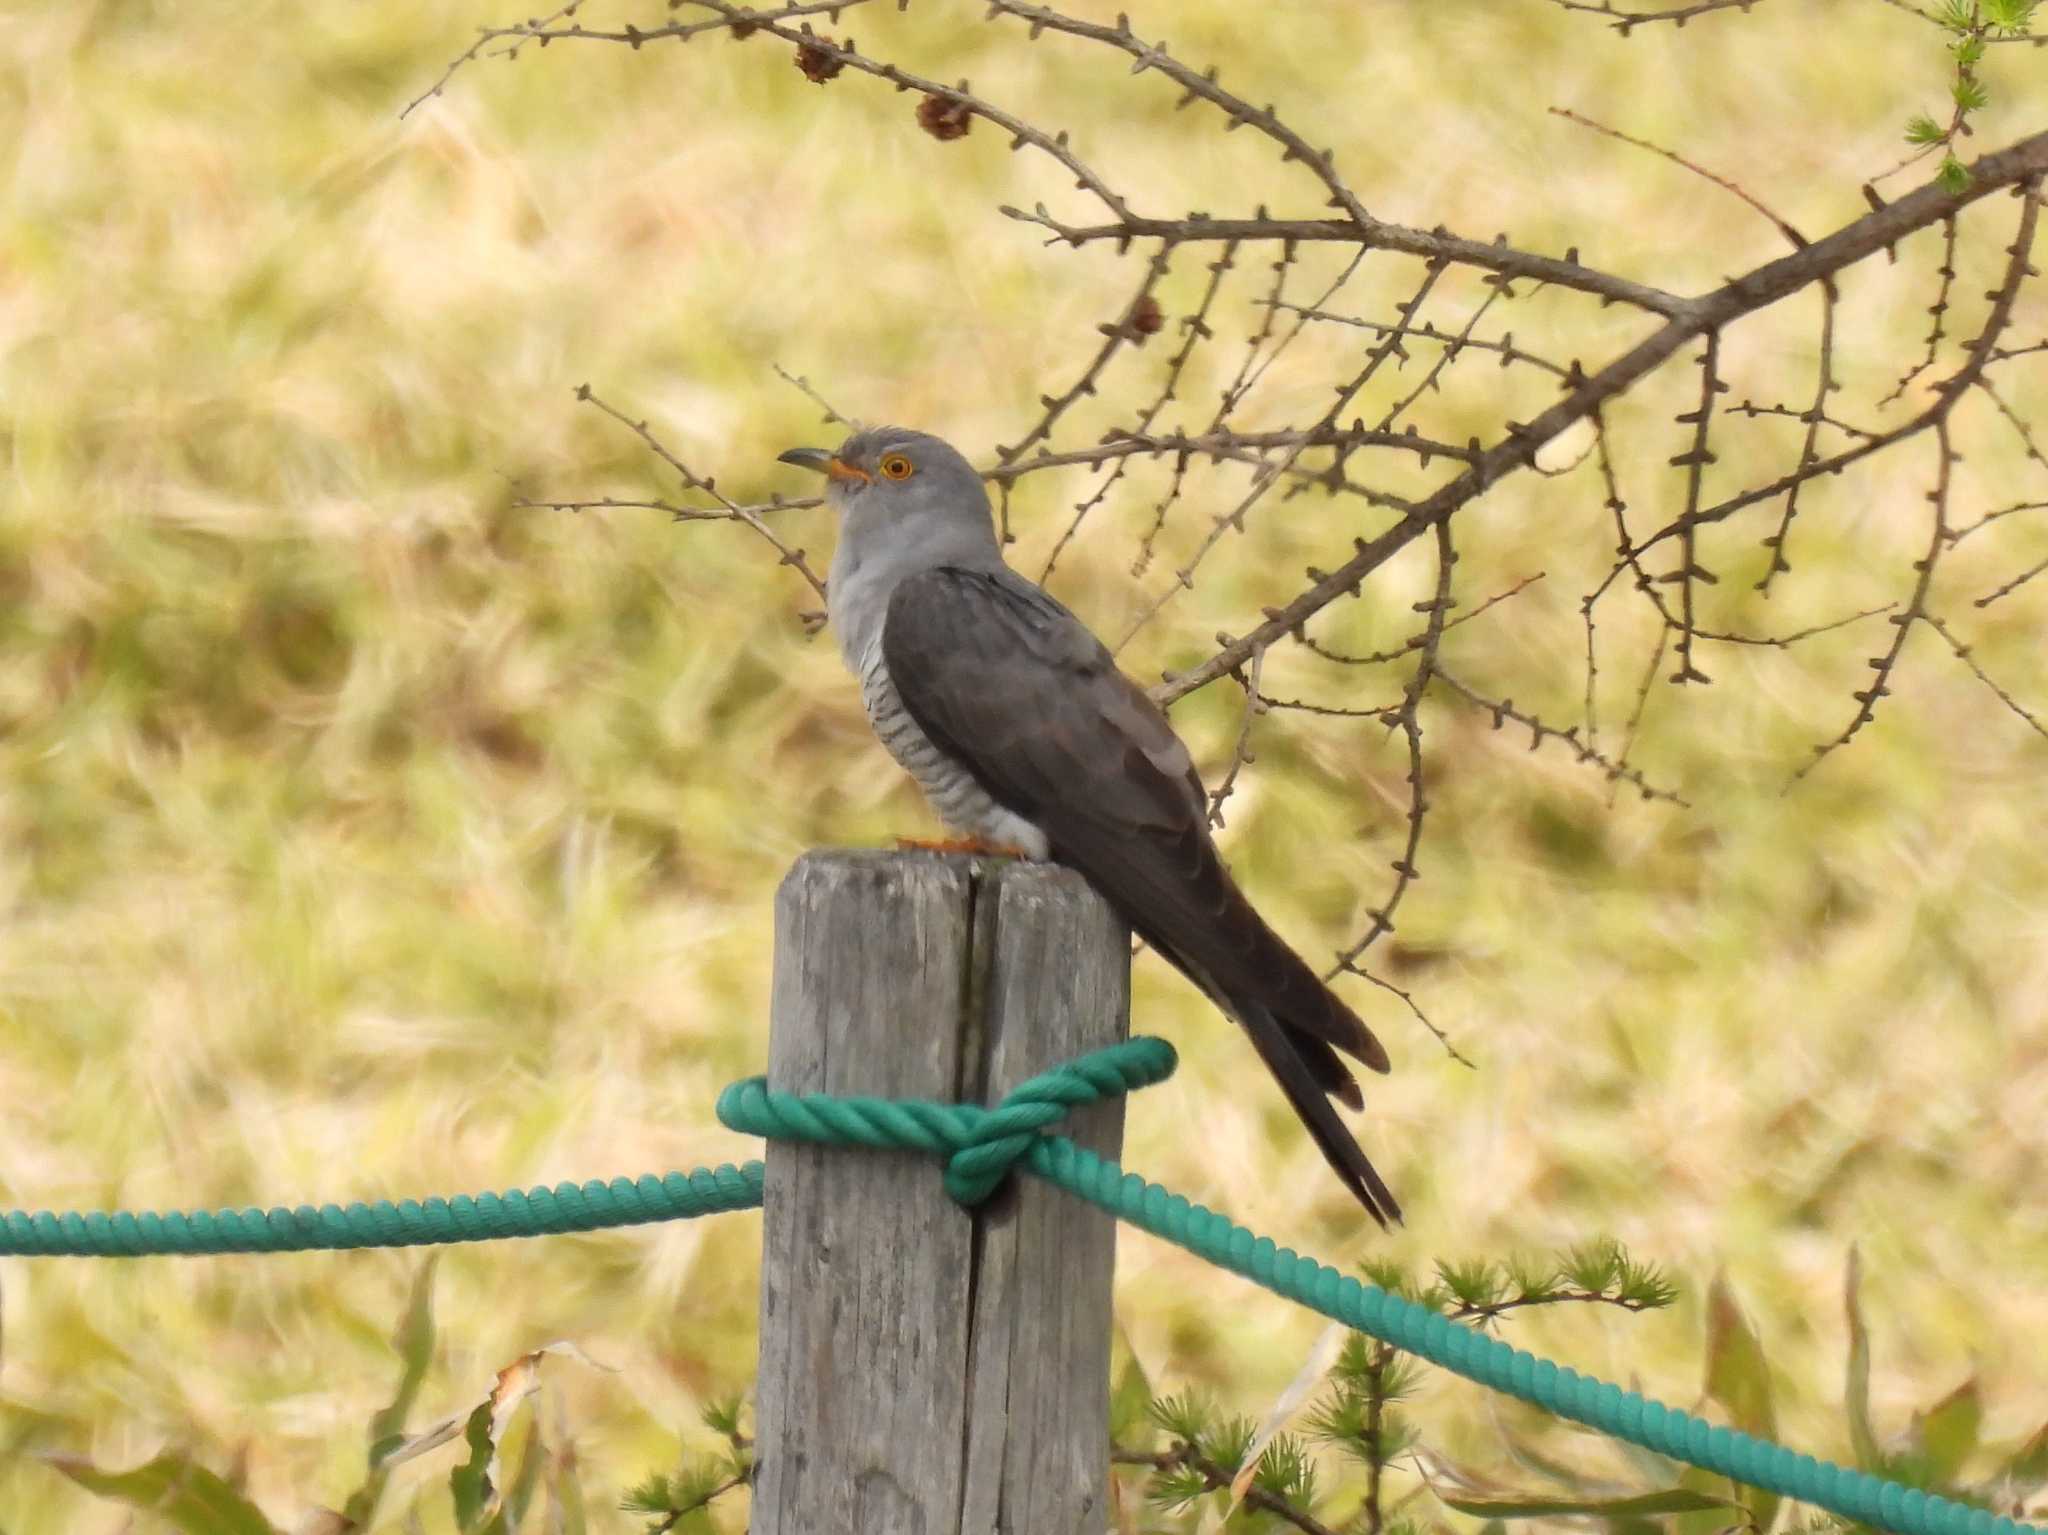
[[711, 1032, 1176, 1204], [0, 1035, 2034, 1535], [717, 1038, 2035, 1535]]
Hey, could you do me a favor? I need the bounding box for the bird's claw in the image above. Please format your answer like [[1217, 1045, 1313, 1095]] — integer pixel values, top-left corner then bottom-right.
[[895, 835, 1031, 859]]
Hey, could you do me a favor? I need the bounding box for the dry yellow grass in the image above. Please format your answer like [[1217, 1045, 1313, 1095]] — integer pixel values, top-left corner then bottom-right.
[[1, 2, 2044, 1530]]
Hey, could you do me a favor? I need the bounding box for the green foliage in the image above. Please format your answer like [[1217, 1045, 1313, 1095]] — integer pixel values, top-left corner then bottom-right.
[[1844, 1248, 1880, 1473], [1121, 1243, 1699, 1531], [1145, 1459, 1217, 1514], [1436, 1256, 1509, 1313], [1832, 1252, 2048, 1512], [1105, 1243, 2048, 1533], [1331, 1334, 1424, 1404], [36, 1231, 2047, 1535], [1437, 1488, 1742, 1521], [1901, 0, 2040, 186], [1199, 1412, 1259, 1474], [1978, 0, 2039, 27], [1558, 1240, 1681, 1313], [1417, 1253, 2048, 1535], [1111, 1336, 1159, 1447], [1307, 1346, 1421, 1475], [1150, 1389, 1220, 1446], [2004, 1422, 2048, 1493], [341, 1257, 442, 1529], [44, 1454, 279, 1535], [38, 1262, 611, 1534], [620, 1398, 752, 1533], [447, 1400, 498, 1530], [1681, 1273, 1781, 1535], [1327, 1242, 1679, 1326], [619, 1460, 740, 1530]]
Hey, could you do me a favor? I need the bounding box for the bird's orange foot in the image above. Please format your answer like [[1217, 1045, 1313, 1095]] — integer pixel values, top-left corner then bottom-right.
[[895, 835, 1032, 859]]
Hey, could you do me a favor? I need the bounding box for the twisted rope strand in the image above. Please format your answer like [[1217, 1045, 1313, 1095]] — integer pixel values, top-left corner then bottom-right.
[[0, 1164, 764, 1257], [1022, 1136, 2033, 1535], [0, 1035, 2033, 1535]]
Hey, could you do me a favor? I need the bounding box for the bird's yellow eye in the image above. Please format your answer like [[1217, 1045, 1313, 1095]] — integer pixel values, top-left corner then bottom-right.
[[879, 452, 915, 481]]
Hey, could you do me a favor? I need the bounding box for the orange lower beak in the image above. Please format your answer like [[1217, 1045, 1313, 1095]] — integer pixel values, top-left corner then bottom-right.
[[778, 447, 870, 484]]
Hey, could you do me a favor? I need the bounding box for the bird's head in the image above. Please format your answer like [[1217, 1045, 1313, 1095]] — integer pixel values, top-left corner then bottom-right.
[[777, 426, 997, 562]]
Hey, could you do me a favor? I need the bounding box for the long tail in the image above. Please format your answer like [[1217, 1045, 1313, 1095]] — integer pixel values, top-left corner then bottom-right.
[[1228, 997, 1402, 1226]]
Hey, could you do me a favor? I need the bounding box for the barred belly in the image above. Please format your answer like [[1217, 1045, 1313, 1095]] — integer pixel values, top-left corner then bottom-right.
[[857, 643, 1051, 858]]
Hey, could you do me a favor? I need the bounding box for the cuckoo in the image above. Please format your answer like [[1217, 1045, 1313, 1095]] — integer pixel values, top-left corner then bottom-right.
[[779, 426, 1399, 1224]]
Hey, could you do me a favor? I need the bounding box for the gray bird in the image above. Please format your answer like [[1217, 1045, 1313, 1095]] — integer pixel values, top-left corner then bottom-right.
[[779, 426, 1399, 1223]]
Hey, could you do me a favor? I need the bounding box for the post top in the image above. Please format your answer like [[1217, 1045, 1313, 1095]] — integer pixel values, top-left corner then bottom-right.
[[782, 847, 1106, 908]]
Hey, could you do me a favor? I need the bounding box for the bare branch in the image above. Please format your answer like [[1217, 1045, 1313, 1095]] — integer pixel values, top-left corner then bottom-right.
[[403, 1, 871, 119], [1925, 613, 2048, 739], [1949, 496, 2048, 546], [1973, 550, 2048, 609], [997, 244, 1174, 472], [1667, 330, 1724, 686], [1882, 217, 1959, 406], [1795, 421, 1954, 778], [688, 1, 1138, 224], [436, 4, 2048, 1050], [1003, 208, 1692, 317], [1693, 604, 1895, 647], [986, 1, 1379, 229], [1549, 104, 1805, 246], [1605, 626, 1669, 809], [1433, 668, 1688, 806], [1543, 0, 1764, 33], [572, 384, 831, 608], [1331, 522, 1455, 973], [1040, 241, 1240, 581], [1205, 646, 1266, 829], [1157, 135, 2048, 708], [1300, 575, 1546, 668], [1278, 305, 1573, 380], [773, 363, 861, 431], [1124, 260, 1452, 655]]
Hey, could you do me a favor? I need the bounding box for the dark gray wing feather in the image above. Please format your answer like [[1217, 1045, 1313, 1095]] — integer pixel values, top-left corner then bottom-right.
[[880, 564, 1399, 1224]]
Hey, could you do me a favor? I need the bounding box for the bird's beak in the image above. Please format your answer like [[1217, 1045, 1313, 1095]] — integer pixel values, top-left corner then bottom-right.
[[777, 447, 870, 484]]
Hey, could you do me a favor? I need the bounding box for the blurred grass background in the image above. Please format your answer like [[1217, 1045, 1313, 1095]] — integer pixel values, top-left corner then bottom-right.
[[1, 0, 2044, 1528]]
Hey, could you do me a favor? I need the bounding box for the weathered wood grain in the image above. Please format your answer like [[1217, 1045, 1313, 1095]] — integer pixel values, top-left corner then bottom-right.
[[752, 850, 1130, 1535]]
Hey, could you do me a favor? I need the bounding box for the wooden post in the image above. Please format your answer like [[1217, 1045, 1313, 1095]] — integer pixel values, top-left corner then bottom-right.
[[753, 850, 1131, 1535]]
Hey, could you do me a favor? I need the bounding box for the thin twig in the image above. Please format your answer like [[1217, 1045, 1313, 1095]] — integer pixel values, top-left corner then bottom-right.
[[1206, 646, 1267, 829], [1121, 261, 1451, 654], [1543, 0, 1764, 32], [1112, 1446, 1346, 1535], [1154, 136, 2048, 708], [772, 363, 860, 431], [1665, 331, 1722, 684], [1434, 669, 1688, 806], [1549, 105, 1806, 247], [1041, 241, 1242, 581], [1300, 575, 1546, 667], [573, 384, 831, 607], [1882, 216, 1959, 406], [1796, 420, 1955, 779], [1924, 612, 2048, 739]]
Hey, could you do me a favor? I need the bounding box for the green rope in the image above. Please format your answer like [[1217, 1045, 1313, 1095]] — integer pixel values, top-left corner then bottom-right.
[[0, 1035, 2034, 1535], [711, 1031, 1176, 1204], [721, 1038, 2036, 1535], [0, 1165, 762, 1256]]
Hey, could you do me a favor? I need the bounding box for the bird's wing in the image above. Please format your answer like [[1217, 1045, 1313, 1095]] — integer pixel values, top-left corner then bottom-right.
[[881, 565, 1399, 1222], [883, 565, 1205, 842]]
